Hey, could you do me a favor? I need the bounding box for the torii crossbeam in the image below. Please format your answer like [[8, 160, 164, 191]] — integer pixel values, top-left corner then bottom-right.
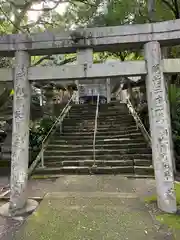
[[0, 19, 179, 216]]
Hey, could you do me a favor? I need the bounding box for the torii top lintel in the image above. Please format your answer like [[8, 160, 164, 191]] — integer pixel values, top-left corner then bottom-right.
[[0, 19, 180, 57]]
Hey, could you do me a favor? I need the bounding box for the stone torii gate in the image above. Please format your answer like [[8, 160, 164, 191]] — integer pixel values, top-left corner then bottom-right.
[[0, 19, 180, 216]]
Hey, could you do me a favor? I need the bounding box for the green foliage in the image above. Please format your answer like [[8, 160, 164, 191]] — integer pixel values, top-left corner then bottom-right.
[[1, 0, 180, 166], [169, 84, 180, 155], [105, 0, 143, 25], [0, 87, 11, 108], [29, 117, 56, 151], [64, 0, 102, 28]]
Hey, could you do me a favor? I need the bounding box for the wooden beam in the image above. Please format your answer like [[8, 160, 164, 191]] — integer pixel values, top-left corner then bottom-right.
[[0, 59, 180, 82], [0, 19, 180, 56]]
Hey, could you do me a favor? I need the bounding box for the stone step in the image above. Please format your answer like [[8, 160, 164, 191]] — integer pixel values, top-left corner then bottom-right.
[[53, 133, 144, 140], [0, 111, 12, 116], [70, 109, 129, 114], [69, 112, 130, 117], [32, 173, 155, 179], [68, 111, 131, 117], [43, 154, 152, 161], [73, 106, 127, 110], [0, 115, 12, 120], [65, 115, 134, 121], [62, 127, 138, 134], [66, 111, 132, 116], [46, 143, 148, 150], [0, 167, 10, 176], [134, 159, 152, 166], [62, 125, 138, 132], [63, 122, 137, 127], [64, 119, 135, 126], [34, 166, 135, 175], [56, 129, 140, 136], [44, 160, 134, 167], [49, 138, 146, 145], [71, 103, 127, 109], [0, 160, 11, 167], [71, 103, 126, 107], [44, 148, 152, 156], [63, 121, 136, 128], [134, 166, 154, 175]]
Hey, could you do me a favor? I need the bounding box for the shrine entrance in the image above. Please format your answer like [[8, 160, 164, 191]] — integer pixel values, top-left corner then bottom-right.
[[0, 19, 180, 216]]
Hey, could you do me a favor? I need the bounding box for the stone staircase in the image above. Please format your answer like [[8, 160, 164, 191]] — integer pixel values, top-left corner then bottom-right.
[[34, 102, 153, 176]]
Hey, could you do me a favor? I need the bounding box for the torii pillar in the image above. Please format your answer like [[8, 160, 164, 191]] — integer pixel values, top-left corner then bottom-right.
[[144, 41, 177, 213], [0, 51, 38, 217]]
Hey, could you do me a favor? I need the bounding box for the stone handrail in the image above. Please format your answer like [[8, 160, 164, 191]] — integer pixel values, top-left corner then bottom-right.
[[28, 95, 74, 176], [0, 97, 74, 198], [126, 97, 151, 147]]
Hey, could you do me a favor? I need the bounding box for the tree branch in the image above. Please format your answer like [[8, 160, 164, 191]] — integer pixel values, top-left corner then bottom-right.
[[32, 55, 54, 66], [147, 0, 155, 22], [0, 5, 27, 33], [10, 0, 37, 33], [161, 0, 176, 14], [69, 0, 96, 7], [31, 55, 76, 67], [58, 56, 76, 65], [28, 0, 64, 11], [172, 0, 180, 19]]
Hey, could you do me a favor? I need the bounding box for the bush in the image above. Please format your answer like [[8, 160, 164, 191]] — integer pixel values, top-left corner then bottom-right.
[[29, 116, 56, 153], [169, 85, 180, 157]]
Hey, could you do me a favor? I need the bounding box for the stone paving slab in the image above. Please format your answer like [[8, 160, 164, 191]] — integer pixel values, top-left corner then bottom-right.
[[14, 193, 171, 240], [13, 175, 172, 240], [0, 175, 157, 199]]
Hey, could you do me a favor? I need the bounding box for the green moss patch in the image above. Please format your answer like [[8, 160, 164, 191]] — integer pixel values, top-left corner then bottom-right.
[[144, 183, 180, 239], [14, 196, 168, 240], [156, 214, 180, 240], [31, 175, 59, 180], [144, 183, 180, 205], [144, 194, 157, 204], [175, 183, 180, 205], [156, 214, 180, 230]]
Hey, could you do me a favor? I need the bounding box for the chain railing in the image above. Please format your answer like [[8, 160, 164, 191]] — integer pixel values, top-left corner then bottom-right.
[[126, 97, 151, 147], [93, 94, 100, 166], [28, 94, 74, 176]]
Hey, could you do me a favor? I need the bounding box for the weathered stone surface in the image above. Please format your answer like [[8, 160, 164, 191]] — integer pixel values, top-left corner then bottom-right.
[[13, 176, 173, 240], [0, 199, 38, 217], [144, 41, 176, 213], [0, 19, 180, 56], [9, 51, 31, 216], [0, 59, 180, 82]]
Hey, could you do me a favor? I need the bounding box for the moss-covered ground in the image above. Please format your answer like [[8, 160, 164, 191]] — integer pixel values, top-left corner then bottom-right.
[[13, 176, 172, 240], [144, 182, 180, 239]]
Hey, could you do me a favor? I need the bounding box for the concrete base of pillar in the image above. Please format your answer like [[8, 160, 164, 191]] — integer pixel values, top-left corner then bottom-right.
[[0, 199, 38, 217]]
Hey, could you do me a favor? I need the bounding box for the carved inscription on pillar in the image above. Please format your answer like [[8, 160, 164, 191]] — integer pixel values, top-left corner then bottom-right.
[[151, 64, 173, 182], [9, 51, 30, 214], [12, 65, 27, 162]]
